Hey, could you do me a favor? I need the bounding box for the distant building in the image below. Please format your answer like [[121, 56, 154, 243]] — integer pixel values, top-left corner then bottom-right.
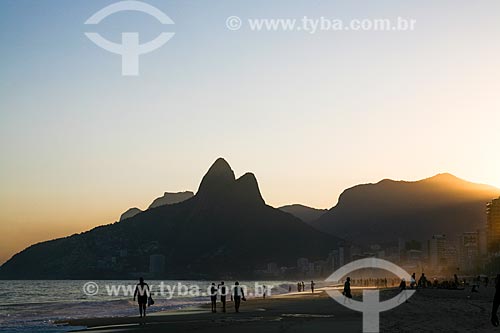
[[149, 254, 165, 274], [428, 234, 447, 268], [487, 197, 500, 252], [266, 262, 279, 275], [444, 245, 458, 269], [459, 231, 480, 272], [297, 258, 309, 273]]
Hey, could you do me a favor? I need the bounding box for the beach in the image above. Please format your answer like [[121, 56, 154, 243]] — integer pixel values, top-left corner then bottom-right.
[[60, 286, 498, 332]]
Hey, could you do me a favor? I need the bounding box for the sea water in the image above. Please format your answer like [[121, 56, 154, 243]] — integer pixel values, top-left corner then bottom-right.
[[0, 280, 294, 332]]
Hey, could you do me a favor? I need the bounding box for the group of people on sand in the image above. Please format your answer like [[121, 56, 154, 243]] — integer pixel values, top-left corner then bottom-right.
[[210, 281, 246, 313], [133, 274, 500, 328], [296, 280, 315, 293]]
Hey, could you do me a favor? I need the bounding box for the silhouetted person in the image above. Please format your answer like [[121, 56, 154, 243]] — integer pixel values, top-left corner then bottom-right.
[[263, 285, 267, 299], [311, 280, 315, 293], [491, 274, 500, 327], [218, 281, 227, 312], [210, 283, 217, 313], [398, 278, 409, 303], [410, 273, 416, 289], [133, 277, 150, 319], [289, 285, 292, 293], [233, 281, 246, 312], [302, 281, 305, 292], [343, 277, 352, 299], [418, 273, 427, 288], [297, 282, 301, 292], [221, 282, 227, 312]]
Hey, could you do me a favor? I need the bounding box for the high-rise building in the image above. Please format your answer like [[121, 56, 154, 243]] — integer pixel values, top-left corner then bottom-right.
[[487, 197, 500, 252], [149, 254, 165, 274], [297, 258, 309, 272], [267, 262, 278, 275], [428, 234, 447, 268], [459, 231, 480, 272]]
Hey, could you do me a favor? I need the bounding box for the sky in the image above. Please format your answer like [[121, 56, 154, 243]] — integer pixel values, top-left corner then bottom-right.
[[1, 0, 500, 264]]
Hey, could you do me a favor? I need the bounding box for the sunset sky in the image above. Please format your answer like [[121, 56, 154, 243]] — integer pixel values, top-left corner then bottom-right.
[[1, 0, 500, 264]]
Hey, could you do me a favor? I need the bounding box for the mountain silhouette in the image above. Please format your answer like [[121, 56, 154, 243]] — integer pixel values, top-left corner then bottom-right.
[[118, 192, 194, 221], [148, 191, 194, 209], [279, 204, 327, 223], [0, 158, 338, 279], [119, 207, 143, 222], [311, 173, 500, 244]]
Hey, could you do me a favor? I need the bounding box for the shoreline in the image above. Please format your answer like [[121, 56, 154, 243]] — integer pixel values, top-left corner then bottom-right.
[[57, 286, 499, 332]]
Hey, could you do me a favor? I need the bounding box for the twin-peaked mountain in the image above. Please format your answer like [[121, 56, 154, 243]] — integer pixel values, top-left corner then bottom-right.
[[0, 158, 338, 279]]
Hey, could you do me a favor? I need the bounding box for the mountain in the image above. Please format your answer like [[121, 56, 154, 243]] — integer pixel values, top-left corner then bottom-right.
[[119, 207, 143, 221], [279, 204, 327, 223], [311, 173, 500, 245], [148, 191, 194, 209], [0, 158, 338, 279], [118, 192, 194, 222]]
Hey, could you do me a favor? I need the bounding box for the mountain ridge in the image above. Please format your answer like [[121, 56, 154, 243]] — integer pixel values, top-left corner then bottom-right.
[[0, 158, 338, 279], [311, 173, 500, 244]]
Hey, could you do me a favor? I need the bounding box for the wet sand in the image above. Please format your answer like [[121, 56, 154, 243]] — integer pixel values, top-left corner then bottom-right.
[[60, 286, 497, 332]]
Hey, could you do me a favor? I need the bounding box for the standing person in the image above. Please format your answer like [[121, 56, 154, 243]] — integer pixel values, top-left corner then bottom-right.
[[133, 277, 150, 319], [302, 281, 305, 292], [491, 274, 500, 327], [262, 285, 267, 299], [297, 282, 301, 292], [398, 278, 409, 303], [418, 273, 427, 288], [343, 277, 352, 300], [218, 281, 227, 313], [210, 283, 218, 313], [310, 280, 315, 294], [233, 282, 246, 313]]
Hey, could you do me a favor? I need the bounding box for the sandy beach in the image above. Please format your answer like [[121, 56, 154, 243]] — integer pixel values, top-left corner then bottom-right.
[[59, 286, 498, 333]]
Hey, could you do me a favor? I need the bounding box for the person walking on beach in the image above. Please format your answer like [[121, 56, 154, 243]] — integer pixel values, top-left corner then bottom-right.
[[218, 281, 227, 313], [133, 277, 150, 319], [263, 285, 267, 299], [210, 283, 218, 313], [302, 281, 305, 292], [310, 280, 315, 294], [233, 282, 246, 313], [343, 277, 352, 302], [491, 274, 500, 327]]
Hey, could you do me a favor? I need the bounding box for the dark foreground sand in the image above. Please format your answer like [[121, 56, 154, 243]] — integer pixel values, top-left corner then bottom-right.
[[60, 286, 498, 332]]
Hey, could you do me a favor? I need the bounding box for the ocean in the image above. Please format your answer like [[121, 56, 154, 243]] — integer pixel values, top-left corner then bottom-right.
[[0, 280, 295, 332]]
